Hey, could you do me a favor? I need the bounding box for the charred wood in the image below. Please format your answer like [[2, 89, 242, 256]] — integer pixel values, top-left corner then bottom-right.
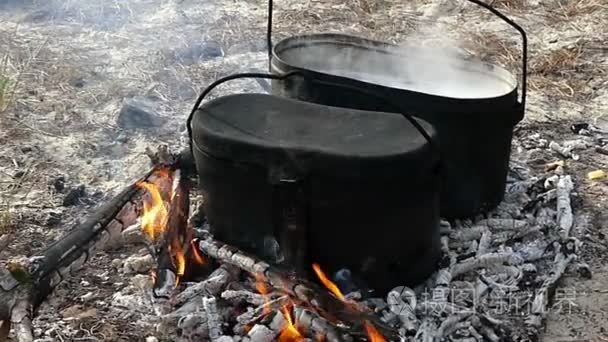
[[221, 290, 267, 307], [556, 176, 574, 239], [527, 246, 577, 328], [196, 237, 400, 340], [476, 230, 492, 257], [451, 252, 524, 278], [203, 296, 223, 341], [176, 265, 238, 306], [293, 306, 344, 342], [246, 324, 276, 342]]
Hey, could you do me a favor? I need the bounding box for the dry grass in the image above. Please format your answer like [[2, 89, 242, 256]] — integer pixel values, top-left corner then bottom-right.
[[528, 44, 596, 98], [489, 0, 528, 11], [531, 44, 583, 76], [549, 0, 605, 21], [0, 206, 14, 235], [0, 54, 11, 112], [462, 32, 520, 71]]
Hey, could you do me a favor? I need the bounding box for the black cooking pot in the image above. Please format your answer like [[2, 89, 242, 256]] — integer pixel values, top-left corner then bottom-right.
[[267, 0, 528, 218], [186, 73, 441, 292]]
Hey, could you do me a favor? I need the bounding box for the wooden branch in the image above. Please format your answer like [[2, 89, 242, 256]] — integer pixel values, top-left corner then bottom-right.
[[177, 265, 238, 306], [152, 170, 197, 297], [10, 298, 33, 342], [30, 168, 161, 306], [293, 306, 344, 342], [196, 237, 400, 340], [527, 249, 577, 328], [0, 164, 170, 339], [451, 252, 524, 278]]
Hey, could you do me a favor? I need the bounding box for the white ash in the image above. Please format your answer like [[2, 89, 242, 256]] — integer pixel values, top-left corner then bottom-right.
[[123, 155, 584, 342]]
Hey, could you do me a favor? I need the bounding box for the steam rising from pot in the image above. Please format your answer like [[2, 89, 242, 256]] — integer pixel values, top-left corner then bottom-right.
[[278, 1, 516, 99]]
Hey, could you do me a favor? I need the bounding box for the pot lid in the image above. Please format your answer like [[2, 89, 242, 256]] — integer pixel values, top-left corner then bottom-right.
[[191, 94, 438, 179]]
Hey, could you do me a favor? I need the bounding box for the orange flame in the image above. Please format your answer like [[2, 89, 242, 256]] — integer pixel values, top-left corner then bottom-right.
[[137, 181, 168, 241], [312, 263, 344, 301], [313, 264, 387, 342], [255, 273, 272, 315], [278, 305, 304, 342], [191, 240, 205, 265], [364, 321, 386, 342], [138, 170, 189, 288]]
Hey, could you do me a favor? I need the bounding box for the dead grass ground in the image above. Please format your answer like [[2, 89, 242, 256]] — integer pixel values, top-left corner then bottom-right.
[[0, 0, 606, 340]]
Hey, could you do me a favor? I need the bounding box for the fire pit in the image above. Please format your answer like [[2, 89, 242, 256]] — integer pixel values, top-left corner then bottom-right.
[[267, 0, 528, 219]]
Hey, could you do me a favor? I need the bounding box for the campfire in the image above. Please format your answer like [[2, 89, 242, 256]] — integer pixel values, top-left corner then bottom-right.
[[132, 158, 395, 341], [0, 142, 586, 342]]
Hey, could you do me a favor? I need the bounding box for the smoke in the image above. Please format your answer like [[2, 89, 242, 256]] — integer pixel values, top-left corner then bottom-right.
[[281, 0, 515, 99]]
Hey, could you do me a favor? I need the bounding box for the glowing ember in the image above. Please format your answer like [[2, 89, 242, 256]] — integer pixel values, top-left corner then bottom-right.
[[137, 180, 168, 241], [190, 240, 205, 265], [278, 305, 305, 342], [364, 321, 386, 342], [312, 263, 345, 301], [313, 264, 387, 342], [255, 273, 272, 315]]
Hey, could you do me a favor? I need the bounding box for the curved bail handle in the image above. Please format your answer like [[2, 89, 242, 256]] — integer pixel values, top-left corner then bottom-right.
[[186, 71, 300, 157], [266, 0, 274, 69], [464, 0, 528, 115]]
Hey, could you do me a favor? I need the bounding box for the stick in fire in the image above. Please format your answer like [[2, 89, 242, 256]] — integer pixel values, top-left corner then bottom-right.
[[0, 146, 188, 342]]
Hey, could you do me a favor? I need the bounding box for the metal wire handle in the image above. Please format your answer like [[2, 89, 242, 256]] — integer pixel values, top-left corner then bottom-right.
[[187, 71, 440, 164], [265, 0, 528, 111]]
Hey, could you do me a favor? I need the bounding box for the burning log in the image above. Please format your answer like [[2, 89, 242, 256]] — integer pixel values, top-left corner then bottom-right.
[[0, 166, 168, 341], [0, 145, 187, 341], [196, 237, 400, 340], [292, 306, 344, 342], [236, 295, 290, 326]]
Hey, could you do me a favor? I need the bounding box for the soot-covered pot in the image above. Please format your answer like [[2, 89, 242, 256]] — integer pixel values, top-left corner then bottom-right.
[[189, 92, 441, 292], [268, 0, 528, 218]]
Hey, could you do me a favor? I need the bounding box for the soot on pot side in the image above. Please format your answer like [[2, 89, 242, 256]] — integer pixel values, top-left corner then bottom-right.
[[190, 93, 441, 294], [271, 33, 525, 219]]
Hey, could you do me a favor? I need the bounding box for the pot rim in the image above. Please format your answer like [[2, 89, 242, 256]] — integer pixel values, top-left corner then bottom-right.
[[271, 32, 520, 101]]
